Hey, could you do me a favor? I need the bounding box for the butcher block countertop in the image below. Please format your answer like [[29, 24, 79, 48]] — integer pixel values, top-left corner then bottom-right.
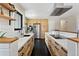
[[68, 38, 79, 43], [0, 37, 17, 43]]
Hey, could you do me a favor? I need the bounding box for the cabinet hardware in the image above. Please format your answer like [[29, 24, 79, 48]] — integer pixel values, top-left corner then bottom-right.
[[55, 42, 59, 45], [55, 46, 59, 50], [18, 47, 24, 52], [61, 47, 67, 53], [21, 53, 24, 56]]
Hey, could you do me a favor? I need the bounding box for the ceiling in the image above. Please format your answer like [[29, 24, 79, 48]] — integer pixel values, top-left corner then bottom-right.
[[20, 3, 54, 18], [20, 3, 79, 18]]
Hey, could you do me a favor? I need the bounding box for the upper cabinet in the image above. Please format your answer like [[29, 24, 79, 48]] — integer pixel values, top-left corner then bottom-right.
[[0, 3, 16, 20]]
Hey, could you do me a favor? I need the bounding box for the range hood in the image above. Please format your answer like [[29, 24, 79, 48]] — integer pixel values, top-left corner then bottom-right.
[[50, 3, 72, 16]]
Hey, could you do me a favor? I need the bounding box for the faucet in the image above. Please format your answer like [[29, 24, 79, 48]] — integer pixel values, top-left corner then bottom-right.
[[0, 32, 7, 37]]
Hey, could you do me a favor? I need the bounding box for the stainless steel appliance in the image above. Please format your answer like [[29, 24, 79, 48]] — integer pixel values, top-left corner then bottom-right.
[[33, 23, 41, 38]]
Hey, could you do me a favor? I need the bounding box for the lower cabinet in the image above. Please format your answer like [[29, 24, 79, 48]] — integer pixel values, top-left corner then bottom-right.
[[45, 35, 67, 56], [67, 40, 78, 56], [0, 40, 18, 56], [18, 37, 34, 56]]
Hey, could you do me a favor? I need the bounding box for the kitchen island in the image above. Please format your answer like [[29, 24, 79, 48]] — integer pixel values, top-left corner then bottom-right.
[[45, 33, 67, 56], [45, 31, 78, 56]]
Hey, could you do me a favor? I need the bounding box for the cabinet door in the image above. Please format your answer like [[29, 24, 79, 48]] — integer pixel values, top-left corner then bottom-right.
[[77, 43, 79, 56], [10, 40, 18, 56], [40, 19, 48, 39], [0, 49, 9, 56], [0, 44, 9, 49], [23, 38, 34, 56], [0, 43, 9, 56], [67, 40, 77, 56], [24, 39, 33, 56]]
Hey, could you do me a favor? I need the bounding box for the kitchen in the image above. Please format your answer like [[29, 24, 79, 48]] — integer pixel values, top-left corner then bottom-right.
[[0, 3, 79, 56]]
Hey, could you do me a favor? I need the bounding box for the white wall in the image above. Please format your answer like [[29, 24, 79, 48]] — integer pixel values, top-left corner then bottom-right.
[[0, 18, 14, 32], [0, 3, 25, 37], [59, 16, 77, 32], [48, 15, 77, 32], [13, 3, 25, 27], [48, 16, 60, 32], [76, 15, 79, 32], [48, 3, 79, 32], [12, 3, 25, 36]]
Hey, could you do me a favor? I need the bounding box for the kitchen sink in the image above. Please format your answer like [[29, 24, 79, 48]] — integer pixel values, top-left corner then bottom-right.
[[53, 36, 64, 39], [50, 35, 67, 39], [23, 35, 30, 37]]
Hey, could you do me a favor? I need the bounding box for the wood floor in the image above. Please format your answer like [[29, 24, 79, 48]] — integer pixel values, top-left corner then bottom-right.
[[31, 38, 51, 56]]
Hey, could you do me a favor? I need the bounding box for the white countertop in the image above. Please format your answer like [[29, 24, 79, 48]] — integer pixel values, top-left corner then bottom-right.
[[46, 31, 77, 50], [18, 33, 34, 50], [48, 31, 77, 38], [46, 33, 67, 50]]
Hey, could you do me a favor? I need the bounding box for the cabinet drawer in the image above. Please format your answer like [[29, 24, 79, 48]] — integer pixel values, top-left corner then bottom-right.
[[18, 47, 25, 56], [18, 38, 34, 56], [0, 44, 9, 48], [18, 52, 24, 56], [57, 47, 67, 56], [18, 41, 33, 56], [24, 45, 31, 56], [24, 40, 34, 56]]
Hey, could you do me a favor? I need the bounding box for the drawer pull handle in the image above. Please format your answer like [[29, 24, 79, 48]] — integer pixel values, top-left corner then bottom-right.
[[18, 47, 24, 52], [55, 46, 59, 50], [55, 42, 59, 45], [21, 53, 24, 56], [61, 47, 67, 53]]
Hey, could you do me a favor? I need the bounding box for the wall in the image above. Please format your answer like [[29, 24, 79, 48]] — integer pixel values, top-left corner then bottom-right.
[[0, 18, 14, 32], [60, 16, 77, 32], [76, 15, 79, 32], [11, 3, 25, 37], [13, 3, 25, 27], [27, 19, 48, 39], [48, 16, 60, 32], [0, 3, 25, 37], [48, 15, 77, 33], [47, 3, 79, 33]]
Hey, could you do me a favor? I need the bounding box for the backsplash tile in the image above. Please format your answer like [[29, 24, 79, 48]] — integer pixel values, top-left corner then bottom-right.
[[0, 18, 21, 38]]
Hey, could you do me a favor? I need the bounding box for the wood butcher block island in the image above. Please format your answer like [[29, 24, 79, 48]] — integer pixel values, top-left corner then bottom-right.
[[0, 37, 17, 43]]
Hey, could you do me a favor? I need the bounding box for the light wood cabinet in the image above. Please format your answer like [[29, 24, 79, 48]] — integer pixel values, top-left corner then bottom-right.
[[18, 36, 34, 56], [40, 20, 48, 39], [45, 34, 67, 56]]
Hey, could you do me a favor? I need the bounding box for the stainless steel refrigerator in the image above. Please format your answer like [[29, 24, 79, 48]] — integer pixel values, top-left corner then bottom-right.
[[33, 23, 41, 38]]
